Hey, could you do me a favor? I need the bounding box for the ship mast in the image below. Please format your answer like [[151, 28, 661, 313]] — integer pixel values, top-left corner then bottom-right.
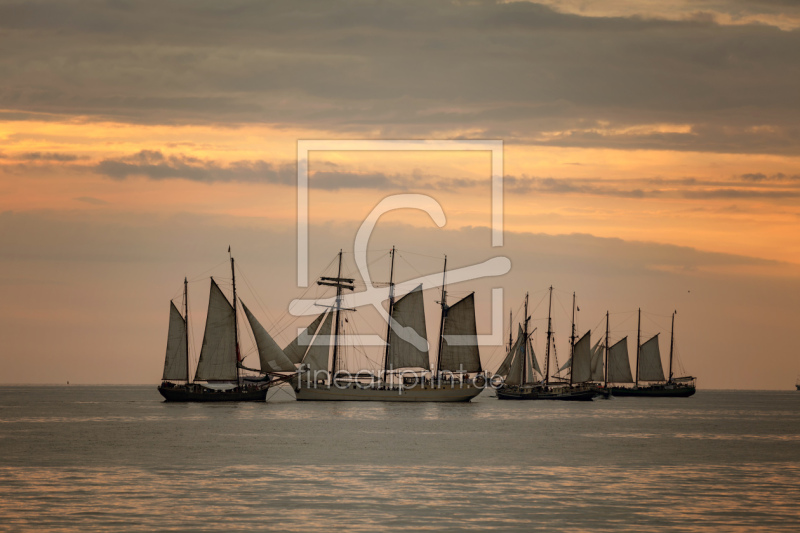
[[331, 250, 344, 376], [184, 276, 190, 383], [668, 310, 676, 383], [435, 255, 448, 381], [604, 311, 609, 387], [635, 307, 641, 388], [522, 292, 529, 385], [508, 309, 513, 354], [230, 249, 241, 388], [569, 292, 576, 386], [545, 285, 553, 386], [316, 250, 355, 380], [383, 246, 396, 380]]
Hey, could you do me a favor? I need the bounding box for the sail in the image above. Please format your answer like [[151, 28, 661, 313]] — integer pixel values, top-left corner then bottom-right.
[[528, 339, 541, 375], [284, 313, 325, 364], [194, 279, 238, 381], [241, 301, 296, 372], [638, 334, 665, 382], [439, 293, 482, 373], [162, 301, 188, 381], [559, 357, 572, 373], [301, 311, 333, 373], [386, 284, 430, 370], [496, 324, 523, 376], [504, 334, 524, 386], [590, 339, 604, 381], [607, 337, 634, 383], [571, 331, 592, 383]]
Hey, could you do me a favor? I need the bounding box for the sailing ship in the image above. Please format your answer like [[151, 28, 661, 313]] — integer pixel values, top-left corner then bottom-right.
[[158, 253, 296, 402], [292, 248, 485, 402], [609, 309, 696, 397], [495, 289, 595, 401]]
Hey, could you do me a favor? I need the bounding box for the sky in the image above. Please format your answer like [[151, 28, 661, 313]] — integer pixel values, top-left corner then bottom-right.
[[1, 0, 799, 388]]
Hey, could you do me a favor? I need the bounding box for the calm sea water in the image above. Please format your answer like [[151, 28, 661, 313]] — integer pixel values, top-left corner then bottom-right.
[[0, 386, 798, 532]]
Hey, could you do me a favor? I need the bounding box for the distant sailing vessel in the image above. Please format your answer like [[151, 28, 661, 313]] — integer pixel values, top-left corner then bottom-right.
[[609, 309, 696, 398], [292, 248, 485, 402], [158, 253, 296, 402], [495, 290, 595, 401]]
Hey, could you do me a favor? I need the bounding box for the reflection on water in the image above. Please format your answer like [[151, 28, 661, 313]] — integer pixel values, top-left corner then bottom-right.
[[1, 463, 798, 532], [0, 387, 798, 531]]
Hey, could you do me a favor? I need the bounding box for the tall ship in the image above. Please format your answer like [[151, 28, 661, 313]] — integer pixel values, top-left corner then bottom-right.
[[158, 252, 296, 402], [495, 289, 595, 401], [609, 309, 696, 397], [292, 248, 485, 402]]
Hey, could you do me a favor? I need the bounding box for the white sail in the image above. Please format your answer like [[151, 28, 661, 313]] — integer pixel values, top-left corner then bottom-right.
[[440, 293, 482, 373], [607, 337, 634, 383], [194, 279, 238, 381], [571, 331, 592, 383], [504, 333, 525, 385], [241, 300, 296, 372], [387, 284, 430, 370], [590, 339, 604, 381], [284, 313, 325, 364], [638, 334, 665, 382], [496, 324, 523, 377], [301, 311, 333, 373], [162, 301, 188, 381]]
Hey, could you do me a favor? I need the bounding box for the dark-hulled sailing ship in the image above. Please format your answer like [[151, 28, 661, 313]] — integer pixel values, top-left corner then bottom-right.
[[158, 253, 296, 402], [495, 289, 595, 401], [609, 309, 696, 397]]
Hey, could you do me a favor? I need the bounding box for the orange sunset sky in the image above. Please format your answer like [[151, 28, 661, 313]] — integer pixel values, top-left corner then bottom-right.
[[1, 0, 799, 388]]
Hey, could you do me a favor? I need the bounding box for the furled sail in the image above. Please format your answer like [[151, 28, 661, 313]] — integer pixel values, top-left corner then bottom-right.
[[301, 311, 333, 373], [607, 337, 634, 383], [571, 331, 592, 383], [241, 300, 296, 372], [162, 301, 188, 381], [496, 324, 523, 377], [284, 313, 326, 364], [386, 284, 430, 370], [439, 293, 482, 373], [590, 339, 604, 381], [194, 279, 238, 381], [638, 334, 665, 382], [504, 333, 525, 386]]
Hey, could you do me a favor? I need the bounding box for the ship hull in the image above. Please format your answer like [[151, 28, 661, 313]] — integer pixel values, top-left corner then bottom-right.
[[496, 385, 595, 401], [294, 382, 483, 402], [611, 384, 696, 398], [158, 383, 269, 402]]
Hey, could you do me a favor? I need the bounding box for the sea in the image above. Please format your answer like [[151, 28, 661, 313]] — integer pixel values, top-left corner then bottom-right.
[[0, 386, 798, 532]]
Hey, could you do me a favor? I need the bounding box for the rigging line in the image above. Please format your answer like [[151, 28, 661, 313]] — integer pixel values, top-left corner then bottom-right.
[[234, 261, 277, 330], [187, 260, 229, 283]]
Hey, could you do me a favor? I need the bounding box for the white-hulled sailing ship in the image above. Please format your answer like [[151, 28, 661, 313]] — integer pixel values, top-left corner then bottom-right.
[[292, 248, 485, 402], [495, 290, 595, 401], [608, 309, 696, 397], [158, 253, 296, 402]]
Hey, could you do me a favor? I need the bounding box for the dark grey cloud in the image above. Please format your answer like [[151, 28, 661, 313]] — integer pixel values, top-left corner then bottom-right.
[[1, 1, 799, 154], [93, 150, 295, 184], [13, 152, 82, 162]]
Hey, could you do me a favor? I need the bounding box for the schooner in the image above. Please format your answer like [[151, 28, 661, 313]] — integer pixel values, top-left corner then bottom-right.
[[158, 252, 296, 402], [292, 248, 485, 402], [495, 289, 595, 401], [608, 309, 696, 397]]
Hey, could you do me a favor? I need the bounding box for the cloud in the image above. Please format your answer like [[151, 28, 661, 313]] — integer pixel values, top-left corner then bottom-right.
[[93, 150, 294, 184], [74, 196, 108, 205], [13, 152, 82, 162], [0, 1, 799, 154]]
